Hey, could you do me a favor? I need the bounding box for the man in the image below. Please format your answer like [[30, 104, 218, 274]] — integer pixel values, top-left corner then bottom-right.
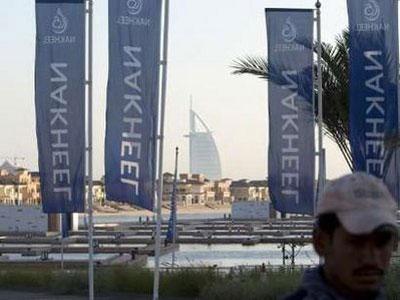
[[285, 172, 398, 299]]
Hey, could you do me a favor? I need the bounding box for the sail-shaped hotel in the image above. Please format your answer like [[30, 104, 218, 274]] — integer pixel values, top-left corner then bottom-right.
[[186, 107, 222, 180]]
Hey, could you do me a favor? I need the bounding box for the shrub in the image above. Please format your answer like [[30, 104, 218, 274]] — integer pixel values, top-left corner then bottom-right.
[[200, 269, 301, 300], [160, 268, 218, 297], [95, 267, 153, 294]]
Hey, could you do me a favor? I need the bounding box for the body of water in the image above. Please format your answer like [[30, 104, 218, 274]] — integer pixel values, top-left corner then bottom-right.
[[147, 243, 318, 268], [1, 244, 318, 267], [78, 213, 318, 268], [4, 253, 117, 262]]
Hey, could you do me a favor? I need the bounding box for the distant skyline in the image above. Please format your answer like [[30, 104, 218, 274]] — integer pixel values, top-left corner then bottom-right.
[[0, 0, 353, 180]]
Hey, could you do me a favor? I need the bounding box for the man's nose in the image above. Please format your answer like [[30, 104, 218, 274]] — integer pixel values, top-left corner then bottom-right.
[[358, 242, 380, 264]]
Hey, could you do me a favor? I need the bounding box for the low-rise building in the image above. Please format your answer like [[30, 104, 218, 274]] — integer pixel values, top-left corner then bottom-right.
[[162, 173, 217, 207], [204, 180, 215, 204], [0, 163, 37, 206], [0, 161, 106, 207], [0, 161, 271, 209], [230, 179, 269, 202], [184, 174, 215, 205], [27, 172, 41, 205], [0, 178, 19, 205], [249, 180, 268, 201], [214, 178, 233, 204], [176, 180, 193, 207], [162, 172, 174, 203], [92, 180, 105, 205]]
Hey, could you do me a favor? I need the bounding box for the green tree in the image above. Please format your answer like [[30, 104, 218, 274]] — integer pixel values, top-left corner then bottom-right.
[[231, 31, 353, 171]]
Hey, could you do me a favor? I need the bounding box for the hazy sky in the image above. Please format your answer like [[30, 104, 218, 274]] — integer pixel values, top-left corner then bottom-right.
[[0, 0, 352, 180]]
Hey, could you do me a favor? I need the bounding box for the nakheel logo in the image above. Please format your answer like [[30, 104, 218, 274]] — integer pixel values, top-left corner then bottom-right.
[[364, 0, 380, 22], [282, 17, 297, 43], [44, 8, 76, 44], [117, 0, 150, 26], [356, 0, 387, 31], [127, 0, 143, 15], [274, 17, 304, 52], [52, 8, 68, 35]]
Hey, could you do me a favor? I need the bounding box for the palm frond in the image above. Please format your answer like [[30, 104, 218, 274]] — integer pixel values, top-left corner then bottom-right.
[[231, 30, 353, 171], [231, 56, 268, 79]]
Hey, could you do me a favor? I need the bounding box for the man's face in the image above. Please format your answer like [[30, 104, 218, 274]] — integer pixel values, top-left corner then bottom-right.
[[317, 225, 396, 295]]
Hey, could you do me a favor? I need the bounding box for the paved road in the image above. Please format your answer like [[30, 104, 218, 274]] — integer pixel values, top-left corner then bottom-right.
[[0, 290, 194, 300]]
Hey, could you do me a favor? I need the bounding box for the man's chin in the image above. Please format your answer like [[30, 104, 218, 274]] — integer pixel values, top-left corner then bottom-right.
[[351, 275, 382, 292]]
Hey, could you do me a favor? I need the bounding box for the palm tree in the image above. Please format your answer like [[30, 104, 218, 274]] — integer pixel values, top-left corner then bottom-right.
[[231, 30, 354, 171]]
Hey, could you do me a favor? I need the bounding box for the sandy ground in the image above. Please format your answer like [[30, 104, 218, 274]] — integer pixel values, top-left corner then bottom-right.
[[94, 204, 231, 217]]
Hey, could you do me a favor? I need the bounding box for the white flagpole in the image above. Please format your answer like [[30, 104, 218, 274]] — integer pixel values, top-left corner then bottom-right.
[[86, 0, 95, 299], [316, 0, 325, 266], [312, 11, 317, 216], [153, 0, 170, 299], [316, 0, 325, 207]]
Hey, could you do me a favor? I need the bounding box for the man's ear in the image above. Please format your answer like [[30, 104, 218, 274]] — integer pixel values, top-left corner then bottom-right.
[[313, 227, 331, 257]]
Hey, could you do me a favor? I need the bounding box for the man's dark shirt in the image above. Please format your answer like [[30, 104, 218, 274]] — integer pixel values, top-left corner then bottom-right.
[[283, 266, 386, 300]]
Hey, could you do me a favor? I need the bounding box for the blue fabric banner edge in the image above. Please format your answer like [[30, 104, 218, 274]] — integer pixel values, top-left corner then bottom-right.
[[36, 0, 84, 3]]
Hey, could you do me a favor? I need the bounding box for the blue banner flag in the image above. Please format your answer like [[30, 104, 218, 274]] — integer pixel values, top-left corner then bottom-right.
[[348, 0, 400, 202], [166, 202, 176, 243], [35, 0, 85, 213], [166, 174, 178, 244], [105, 0, 162, 210], [266, 9, 315, 215]]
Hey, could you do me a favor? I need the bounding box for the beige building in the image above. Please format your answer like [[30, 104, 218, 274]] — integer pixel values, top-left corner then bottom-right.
[[230, 180, 269, 202], [250, 180, 269, 201], [204, 180, 216, 204], [0, 163, 42, 206], [162, 173, 218, 207], [162, 172, 174, 203], [27, 172, 41, 205], [183, 174, 215, 205], [92, 180, 105, 205], [0, 161, 106, 207], [176, 180, 193, 207], [0, 162, 268, 209], [0, 179, 19, 205], [214, 178, 233, 204]]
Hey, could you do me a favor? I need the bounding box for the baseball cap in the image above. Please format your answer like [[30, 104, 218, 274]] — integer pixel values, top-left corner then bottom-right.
[[317, 172, 398, 235]]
